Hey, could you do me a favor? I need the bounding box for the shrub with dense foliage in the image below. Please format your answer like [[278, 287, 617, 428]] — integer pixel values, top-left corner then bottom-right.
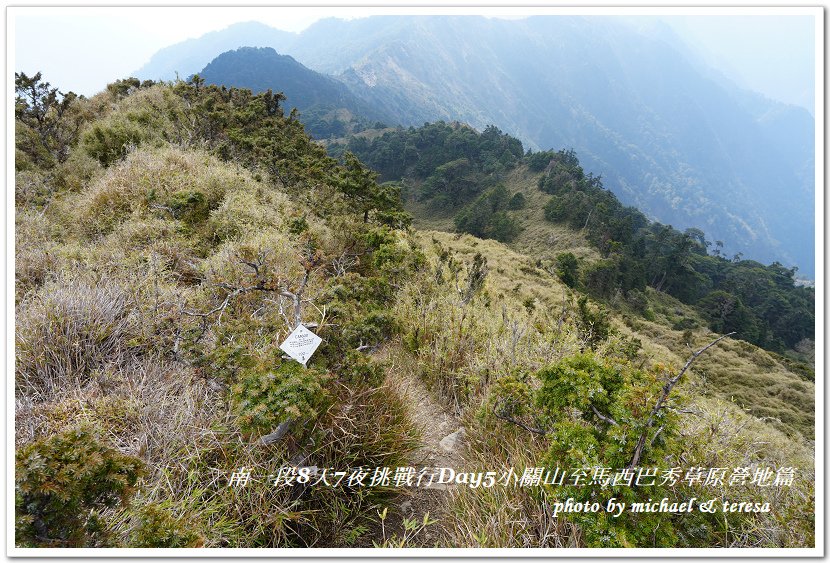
[[16, 427, 144, 547]]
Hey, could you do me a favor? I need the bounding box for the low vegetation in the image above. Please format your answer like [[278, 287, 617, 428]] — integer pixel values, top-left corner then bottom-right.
[[338, 125, 814, 359], [14, 72, 814, 549], [15, 73, 419, 548]]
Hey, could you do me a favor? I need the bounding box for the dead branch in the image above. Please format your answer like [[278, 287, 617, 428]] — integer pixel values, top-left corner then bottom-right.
[[149, 202, 176, 216], [185, 247, 320, 333], [590, 404, 619, 426], [181, 283, 275, 321], [493, 402, 549, 436], [355, 342, 377, 352], [259, 420, 293, 445], [650, 424, 665, 446], [628, 332, 735, 468], [331, 252, 358, 276], [507, 317, 527, 363]]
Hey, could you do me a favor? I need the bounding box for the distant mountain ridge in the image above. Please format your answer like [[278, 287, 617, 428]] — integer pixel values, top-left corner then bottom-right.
[[135, 21, 296, 82], [134, 16, 815, 276], [196, 47, 391, 138]]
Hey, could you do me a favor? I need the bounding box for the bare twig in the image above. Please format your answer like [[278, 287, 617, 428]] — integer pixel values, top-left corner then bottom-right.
[[556, 290, 568, 332], [181, 284, 275, 322], [493, 403, 549, 436], [149, 202, 176, 216], [628, 332, 735, 468], [259, 420, 293, 445], [590, 404, 619, 426], [650, 424, 665, 446]]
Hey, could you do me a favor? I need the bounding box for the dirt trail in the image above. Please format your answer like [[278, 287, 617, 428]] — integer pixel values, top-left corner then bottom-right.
[[399, 370, 464, 472], [373, 348, 467, 547]]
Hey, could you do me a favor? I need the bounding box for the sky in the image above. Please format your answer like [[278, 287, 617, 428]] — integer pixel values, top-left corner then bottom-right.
[[10, 6, 818, 114], [663, 15, 816, 113]]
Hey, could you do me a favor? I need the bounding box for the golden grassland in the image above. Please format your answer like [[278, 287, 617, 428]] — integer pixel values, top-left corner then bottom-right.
[[14, 82, 815, 548], [416, 230, 814, 440], [384, 230, 814, 547]]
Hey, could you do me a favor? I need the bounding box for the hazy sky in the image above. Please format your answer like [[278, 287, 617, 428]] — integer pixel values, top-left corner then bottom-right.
[[663, 15, 816, 112], [12, 7, 330, 95], [11, 7, 818, 114]]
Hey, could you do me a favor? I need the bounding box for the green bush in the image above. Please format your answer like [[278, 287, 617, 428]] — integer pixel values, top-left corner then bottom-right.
[[454, 186, 521, 242], [287, 213, 309, 235], [231, 361, 330, 437], [15, 72, 83, 171], [507, 192, 526, 210], [15, 427, 144, 547], [526, 150, 557, 172], [166, 190, 210, 226], [82, 119, 145, 166], [77, 147, 238, 237], [371, 236, 421, 276], [337, 350, 386, 386], [329, 274, 393, 306], [554, 252, 579, 288], [341, 309, 398, 350], [672, 316, 698, 331], [575, 295, 612, 348], [489, 371, 533, 419], [128, 503, 203, 548], [535, 354, 680, 547]]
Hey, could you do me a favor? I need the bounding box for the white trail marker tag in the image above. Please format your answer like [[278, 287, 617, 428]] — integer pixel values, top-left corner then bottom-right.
[[280, 324, 322, 366]]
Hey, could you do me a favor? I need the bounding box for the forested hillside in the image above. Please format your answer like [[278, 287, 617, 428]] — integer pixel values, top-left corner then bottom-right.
[[336, 122, 815, 358], [135, 16, 815, 276], [14, 73, 814, 550]]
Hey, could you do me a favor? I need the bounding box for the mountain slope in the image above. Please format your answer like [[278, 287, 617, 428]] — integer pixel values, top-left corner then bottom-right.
[[305, 16, 815, 276], [134, 16, 815, 276], [14, 72, 815, 550], [197, 47, 392, 137], [337, 121, 815, 362]]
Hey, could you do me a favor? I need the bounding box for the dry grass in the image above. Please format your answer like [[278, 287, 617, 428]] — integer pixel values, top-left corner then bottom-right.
[[15, 169, 51, 207], [387, 232, 589, 546], [414, 229, 574, 312], [15, 357, 222, 466], [406, 197, 457, 233], [441, 414, 576, 548], [396, 228, 815, 548], [209, 185, 290, 242], [74, 146, 254, 237], [501, 165, 599, 261], [676, 395, 814, 548], [619, 311, 815, 440], [396, 230, 585, 409], [15, 131, 427, 547], [14, 91, 814, 547], [16, 274, 140, 399], [417, 164, 815, 444], [15, 208, 63, 301]]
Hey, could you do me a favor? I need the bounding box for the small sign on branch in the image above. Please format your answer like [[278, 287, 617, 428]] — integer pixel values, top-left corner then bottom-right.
[[279, 324, 322, 367]]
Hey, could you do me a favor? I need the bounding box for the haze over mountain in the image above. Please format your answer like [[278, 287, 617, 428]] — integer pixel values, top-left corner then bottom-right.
[[197, 47, 391, 138], [135, 16, 815, 276], [134, 21, 296, 82]]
